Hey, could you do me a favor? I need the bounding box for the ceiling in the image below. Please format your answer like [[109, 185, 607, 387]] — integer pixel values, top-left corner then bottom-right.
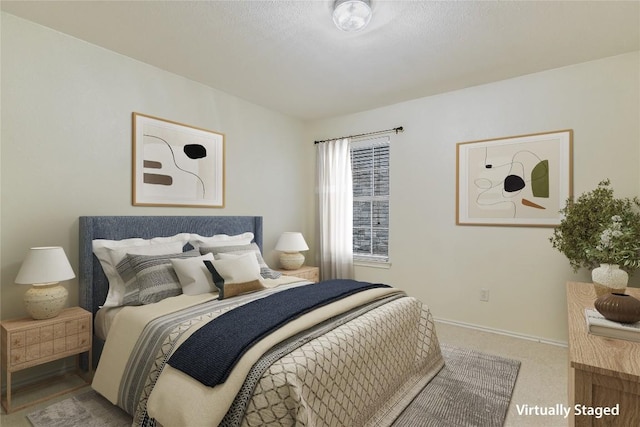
[[2, 1, 639, 121]]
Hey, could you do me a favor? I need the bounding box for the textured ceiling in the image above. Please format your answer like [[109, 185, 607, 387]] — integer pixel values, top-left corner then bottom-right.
[[2, 1, 639, 121]]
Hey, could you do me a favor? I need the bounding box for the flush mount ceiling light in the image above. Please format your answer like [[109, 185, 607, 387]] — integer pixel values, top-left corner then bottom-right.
[[332, 0, 372, 32]]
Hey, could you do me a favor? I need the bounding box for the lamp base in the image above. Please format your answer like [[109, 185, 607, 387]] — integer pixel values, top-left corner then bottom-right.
[[279, 252, 305, 270], [24, 283, 68, 319]]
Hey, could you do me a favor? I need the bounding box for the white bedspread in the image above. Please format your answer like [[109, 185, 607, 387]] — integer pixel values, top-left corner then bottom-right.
[[92, 280, 443, 427]]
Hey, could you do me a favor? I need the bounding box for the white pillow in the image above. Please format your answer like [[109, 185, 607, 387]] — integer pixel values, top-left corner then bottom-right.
[[92, 233, 191, 307], [171, 253, 215, 296], [211, 252, 260, 281], [205, 243, 281, 279], [205, 253, 265, 299], [189, 232, 254, 249]]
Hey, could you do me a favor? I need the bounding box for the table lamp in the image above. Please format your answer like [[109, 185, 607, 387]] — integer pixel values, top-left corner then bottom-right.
[[15, 246, 75, 319], [275, 232, 309, 270]]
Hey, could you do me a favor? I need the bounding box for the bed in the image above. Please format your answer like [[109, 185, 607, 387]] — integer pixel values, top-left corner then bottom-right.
[[79, 215, 444, 427]]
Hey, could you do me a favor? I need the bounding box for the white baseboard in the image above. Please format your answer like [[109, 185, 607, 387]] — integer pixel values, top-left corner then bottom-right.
[[434, 317, 568, 348]]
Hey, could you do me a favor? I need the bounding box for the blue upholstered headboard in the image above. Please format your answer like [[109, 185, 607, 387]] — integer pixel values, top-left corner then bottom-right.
[[78, 216, 263, 317]]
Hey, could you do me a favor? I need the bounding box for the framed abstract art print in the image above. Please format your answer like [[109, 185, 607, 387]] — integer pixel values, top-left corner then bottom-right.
[[132, 113, 225, 208], [456, 129, 572, 227]]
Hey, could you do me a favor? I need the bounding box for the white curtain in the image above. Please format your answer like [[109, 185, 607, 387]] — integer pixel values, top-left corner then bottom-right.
[[316, 138, 354, 280]]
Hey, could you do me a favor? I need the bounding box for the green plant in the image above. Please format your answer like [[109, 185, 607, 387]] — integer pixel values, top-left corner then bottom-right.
[[549, 179, 640, 272], [586, 215, 640, 269]]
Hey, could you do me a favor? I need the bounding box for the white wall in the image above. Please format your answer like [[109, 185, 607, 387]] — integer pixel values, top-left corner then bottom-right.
[[0, 13, 312, 320], [307, 52, 640, 343]]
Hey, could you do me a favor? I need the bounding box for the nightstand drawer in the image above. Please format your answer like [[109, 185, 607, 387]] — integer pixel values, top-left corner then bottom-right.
[[2, 307, 92, 369], [66, 319, 79, 335], [64, 332, 91, 352], [41, 325, 54, 341], [295, 269, 319, 282], [54, 323, 65, 339], [54, 337, 66, 354], [9, 331, 25, 348], [9, 347, 25, 365], [275, 266, 319, 283]]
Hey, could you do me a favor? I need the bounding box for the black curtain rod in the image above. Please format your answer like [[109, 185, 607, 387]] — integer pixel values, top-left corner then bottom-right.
[[314, 126, 404, 144]]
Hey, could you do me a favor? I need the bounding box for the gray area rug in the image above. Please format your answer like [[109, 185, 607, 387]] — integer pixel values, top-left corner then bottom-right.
[[27, 390, 130, 427], [28, 344, 519, 427], [392, 344, 520, 427]]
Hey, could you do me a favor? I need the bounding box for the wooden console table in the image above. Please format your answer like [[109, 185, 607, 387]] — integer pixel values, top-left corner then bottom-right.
[[567, 281, 640, 426]]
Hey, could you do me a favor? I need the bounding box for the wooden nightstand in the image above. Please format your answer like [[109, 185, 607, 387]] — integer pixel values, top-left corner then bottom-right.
[[1, 307, 92, 413], [276, 265, 319, 283]]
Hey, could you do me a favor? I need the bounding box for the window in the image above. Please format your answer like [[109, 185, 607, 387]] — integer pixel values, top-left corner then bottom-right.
[[351, 137, 390, 262]]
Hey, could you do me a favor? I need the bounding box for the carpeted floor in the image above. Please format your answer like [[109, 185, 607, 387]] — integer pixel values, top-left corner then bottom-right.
[[28, 344, 519, 427]]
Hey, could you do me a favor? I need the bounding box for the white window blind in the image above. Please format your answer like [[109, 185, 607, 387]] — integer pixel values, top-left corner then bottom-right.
[[350, 136, 390, 262]]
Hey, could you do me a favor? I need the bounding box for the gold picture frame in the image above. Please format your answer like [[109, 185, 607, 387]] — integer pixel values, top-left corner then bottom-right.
[[132, 112, 225, 208], [456, 129, 573, 227]]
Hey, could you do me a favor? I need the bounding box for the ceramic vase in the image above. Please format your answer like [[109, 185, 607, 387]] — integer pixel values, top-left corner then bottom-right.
[[594, 292, 640, 324], [591, 263, 628, 297]]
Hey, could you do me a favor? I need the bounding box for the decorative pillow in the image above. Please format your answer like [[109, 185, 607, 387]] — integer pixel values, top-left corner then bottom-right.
[[108, 241, 187, 269], [200, 243, 282, 279], [117, 249, 199, 306], [203, 253, 265, 300], [92, 233, 191, 307], [189, 232, 254, 250], [171, 253, 216, 295]]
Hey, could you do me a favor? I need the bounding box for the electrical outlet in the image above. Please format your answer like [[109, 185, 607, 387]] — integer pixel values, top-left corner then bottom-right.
[[480, 288, 490, 302]]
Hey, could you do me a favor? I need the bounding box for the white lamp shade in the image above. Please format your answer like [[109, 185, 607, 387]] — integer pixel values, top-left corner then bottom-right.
[[15, 247, 75, 285], [333, 0, 372, 32], [275, 232, 309, 252]]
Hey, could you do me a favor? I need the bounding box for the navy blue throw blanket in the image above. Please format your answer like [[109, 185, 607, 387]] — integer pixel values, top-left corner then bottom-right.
[[168, 279, 389, 387]]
